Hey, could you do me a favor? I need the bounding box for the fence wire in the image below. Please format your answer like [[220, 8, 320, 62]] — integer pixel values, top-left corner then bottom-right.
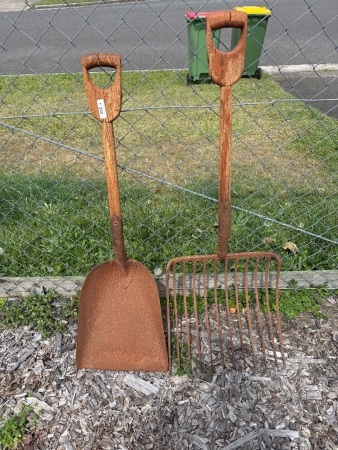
[[0, 0, 337, 296]]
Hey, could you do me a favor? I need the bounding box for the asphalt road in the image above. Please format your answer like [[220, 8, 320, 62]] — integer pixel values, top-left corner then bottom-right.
[[0, 0, 337, 118], [1, 0, 337, 74]]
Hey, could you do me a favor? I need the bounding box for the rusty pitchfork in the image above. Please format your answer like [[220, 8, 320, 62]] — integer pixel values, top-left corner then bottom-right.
[[165, 10, 286, 373]]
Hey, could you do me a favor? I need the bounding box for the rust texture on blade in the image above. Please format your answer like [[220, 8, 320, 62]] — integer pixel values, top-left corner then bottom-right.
[[77, 260, 168, 372], [166, 252, 286, 373]]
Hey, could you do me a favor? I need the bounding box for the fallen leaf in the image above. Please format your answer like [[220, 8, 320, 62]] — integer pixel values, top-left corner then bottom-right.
[[282, 242, 299, 253], [262, 237, 276, 244]]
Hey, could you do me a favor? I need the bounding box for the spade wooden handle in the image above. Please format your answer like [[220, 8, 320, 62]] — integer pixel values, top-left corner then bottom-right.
[[82, 52, 128, 267], [206, 11, 247, 258], [82, 52, 122, 122]]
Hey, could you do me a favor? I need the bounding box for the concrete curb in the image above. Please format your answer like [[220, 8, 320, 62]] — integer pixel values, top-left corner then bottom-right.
[[0, 0, 134, 12], [29, 0, 137, 9], [1, 270, 338, 297], [262, 64, 338, 74]]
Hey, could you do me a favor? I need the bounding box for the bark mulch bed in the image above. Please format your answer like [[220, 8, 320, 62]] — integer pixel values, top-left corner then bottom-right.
[[1, 297, 337, 449]]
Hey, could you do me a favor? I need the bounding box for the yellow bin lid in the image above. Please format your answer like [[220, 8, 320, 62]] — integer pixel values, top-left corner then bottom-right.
[[235, 6, 271, 15]]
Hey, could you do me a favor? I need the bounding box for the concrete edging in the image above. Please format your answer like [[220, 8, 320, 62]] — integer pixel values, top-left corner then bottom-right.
[[262, 64, 338, 74]]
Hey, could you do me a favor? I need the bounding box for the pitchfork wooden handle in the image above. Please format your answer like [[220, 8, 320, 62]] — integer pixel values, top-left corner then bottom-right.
[[82, 52, 128, 267], [206, 11, 247, 87], [217, 86, 232, 259], [206, 11, 247, 258]]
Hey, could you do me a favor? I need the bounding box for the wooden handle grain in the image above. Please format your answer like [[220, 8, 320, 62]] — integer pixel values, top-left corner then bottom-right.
[[206, 10, 247, 87], [102, 122, 128, 266], [82, 53, 127, 266], [205, 11, 247, 258], [82, 52, 122, 122], [217, 86, 232, 258]]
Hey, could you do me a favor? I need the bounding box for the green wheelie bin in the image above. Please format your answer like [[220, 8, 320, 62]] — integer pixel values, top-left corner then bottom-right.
[[186, 11, 221, 84], [231, 6, 271, 79]]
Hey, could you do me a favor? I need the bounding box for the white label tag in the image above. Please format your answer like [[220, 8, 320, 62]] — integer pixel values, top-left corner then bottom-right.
[[97, 99, 107, 119]]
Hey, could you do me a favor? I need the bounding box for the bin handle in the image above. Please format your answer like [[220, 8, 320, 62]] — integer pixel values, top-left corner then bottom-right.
[[206, 10, 247, 86]]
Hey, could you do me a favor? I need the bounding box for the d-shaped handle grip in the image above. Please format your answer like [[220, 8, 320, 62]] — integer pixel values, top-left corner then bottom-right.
[[82, 52, 122, 122], [206, 10, 247, 86]]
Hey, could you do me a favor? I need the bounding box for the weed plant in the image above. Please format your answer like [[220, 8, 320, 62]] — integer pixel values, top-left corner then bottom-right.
[[0, 282, 331, 342], [168, 281, 331, 320], [0, 406, 38, 450], [0, 291, 79, 339]]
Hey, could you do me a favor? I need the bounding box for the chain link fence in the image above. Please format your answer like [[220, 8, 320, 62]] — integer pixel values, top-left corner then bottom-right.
[[1, 0, 337, 296]]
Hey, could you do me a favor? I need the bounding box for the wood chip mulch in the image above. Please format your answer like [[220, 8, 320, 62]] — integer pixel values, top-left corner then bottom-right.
[[1, 297, 337, 450]]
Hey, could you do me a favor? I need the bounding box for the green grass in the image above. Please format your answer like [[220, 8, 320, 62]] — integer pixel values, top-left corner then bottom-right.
[[0, 70, 337, 276], [2, 71, 337, 181], [0, 172, 336, 277]]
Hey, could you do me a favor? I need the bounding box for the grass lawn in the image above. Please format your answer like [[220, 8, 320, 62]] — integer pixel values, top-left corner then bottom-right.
[[0, 70, 337, 277]]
